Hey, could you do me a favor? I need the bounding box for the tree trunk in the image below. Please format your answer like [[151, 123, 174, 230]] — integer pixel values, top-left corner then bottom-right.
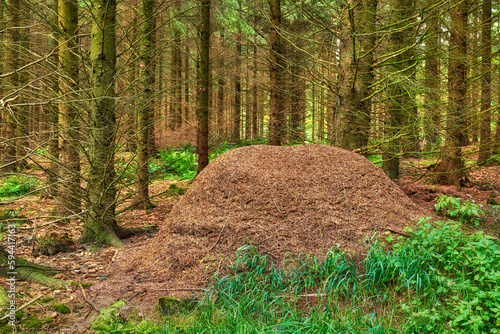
[[383, 0, 414, 179], [58, 0, 81, 217], [82, 0, 141, 246], [477, 0, 492, 163], [183, 43, 191, 123], [435, 0, 468, 187], [136, 0, 156, 209], [196, 0, 210, 174], [216, 34, 226, 138], [423, 15, 441, 149], [252, 37, 258, 139], [232, 25, 242, 142], [3, 0, 22, 171], [268, 0, 284, 146], [47, 0, 60, 199], [338, 0, 377, 151]]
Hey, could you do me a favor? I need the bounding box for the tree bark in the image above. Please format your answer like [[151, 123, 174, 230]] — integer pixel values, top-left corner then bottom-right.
[[217, 33, 226, 138], [232, 23, 242, 143], [338, 0, 377, 151], [47, 0, 60, 199], [58, 0, 81, 217], [268, 0, 284, 146], [136, 0, 156, 209], [82, 0, 141, 246], [435, 0, 469, 187], [477, 0, 492, 163], [196, 0, 210, 174], [3, 0, 22, 171], [252, 36, 258, 139], [423, 15, 441, 149], [383, 0, 414, 179]]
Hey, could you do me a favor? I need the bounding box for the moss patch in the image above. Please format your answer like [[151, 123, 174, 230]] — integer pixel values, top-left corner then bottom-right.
[[157, 297, 197, 316], [53, 304, 71, 314]]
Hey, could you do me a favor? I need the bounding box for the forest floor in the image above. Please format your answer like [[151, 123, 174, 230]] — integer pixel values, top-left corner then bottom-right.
[[1, 148, 500, 333]]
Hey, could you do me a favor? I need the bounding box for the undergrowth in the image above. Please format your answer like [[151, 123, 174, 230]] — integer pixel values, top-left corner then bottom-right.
[[91, 218, 500, 333], [0, 174, 38, 198], [149, 138, 268, 180], [435, 195, 486, 225]]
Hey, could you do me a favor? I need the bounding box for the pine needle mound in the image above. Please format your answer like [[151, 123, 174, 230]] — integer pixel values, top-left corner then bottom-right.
[[128, 144, 425, 287]]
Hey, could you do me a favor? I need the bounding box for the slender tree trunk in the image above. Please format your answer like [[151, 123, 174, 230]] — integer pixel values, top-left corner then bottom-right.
[[268, 0, 284, 146], [232, 26, 242, 142], [47, 0, 60, 199], [252, 40, 258, 139], [358, 0, 377, 148], [3, 0, 22, 171], [16, 1, 29, 168], [217, 34, 226, 138], [58, 0, 81, 217], [136, 0, 156, 209], [0, 2, 5, 164], [245, 65, 251, 140], [196, 0, 210, 174], [423, 15, 441, 149], [478, 0, 492, 163], [183, 43, 191, 122], [171, 19, 182, 129], [339, 0, 377, 151]]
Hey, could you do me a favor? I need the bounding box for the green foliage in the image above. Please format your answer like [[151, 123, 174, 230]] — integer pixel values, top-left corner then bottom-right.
[[150, 139, 268, 181], [0, 174, 38, 198], [209, 138, 268, 160], [435, 195, 486, 225], [367, 154, 383, 167], [149, 145, 197, 180], [115, 156, 137, 186]]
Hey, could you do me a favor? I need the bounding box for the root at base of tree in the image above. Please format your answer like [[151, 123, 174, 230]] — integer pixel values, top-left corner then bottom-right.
[[0, 246, 65, 289]]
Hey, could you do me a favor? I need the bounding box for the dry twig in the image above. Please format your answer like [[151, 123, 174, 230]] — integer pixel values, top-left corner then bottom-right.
[[79, 278, 100, 313]]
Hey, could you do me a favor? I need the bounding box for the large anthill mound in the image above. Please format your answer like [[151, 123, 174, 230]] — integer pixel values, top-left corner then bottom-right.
[[120, 144, 425, 290]]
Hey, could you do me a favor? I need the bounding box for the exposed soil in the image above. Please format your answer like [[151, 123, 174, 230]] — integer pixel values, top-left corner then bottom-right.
[[1, 144, 499, 333]]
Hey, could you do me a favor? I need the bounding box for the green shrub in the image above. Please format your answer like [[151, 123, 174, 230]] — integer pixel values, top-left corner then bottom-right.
[[435, 195, 486, 225]]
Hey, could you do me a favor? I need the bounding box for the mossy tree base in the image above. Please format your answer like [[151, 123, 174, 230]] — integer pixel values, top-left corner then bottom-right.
[[79, 220, 144, 247], [434, 146, 468, 188]]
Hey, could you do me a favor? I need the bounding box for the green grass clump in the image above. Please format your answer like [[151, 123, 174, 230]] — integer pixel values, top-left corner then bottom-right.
[[0, 175, 38, 198]]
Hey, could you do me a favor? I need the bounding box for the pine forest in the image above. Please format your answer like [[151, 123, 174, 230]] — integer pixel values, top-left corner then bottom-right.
[[1, 0, 500, 332]]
